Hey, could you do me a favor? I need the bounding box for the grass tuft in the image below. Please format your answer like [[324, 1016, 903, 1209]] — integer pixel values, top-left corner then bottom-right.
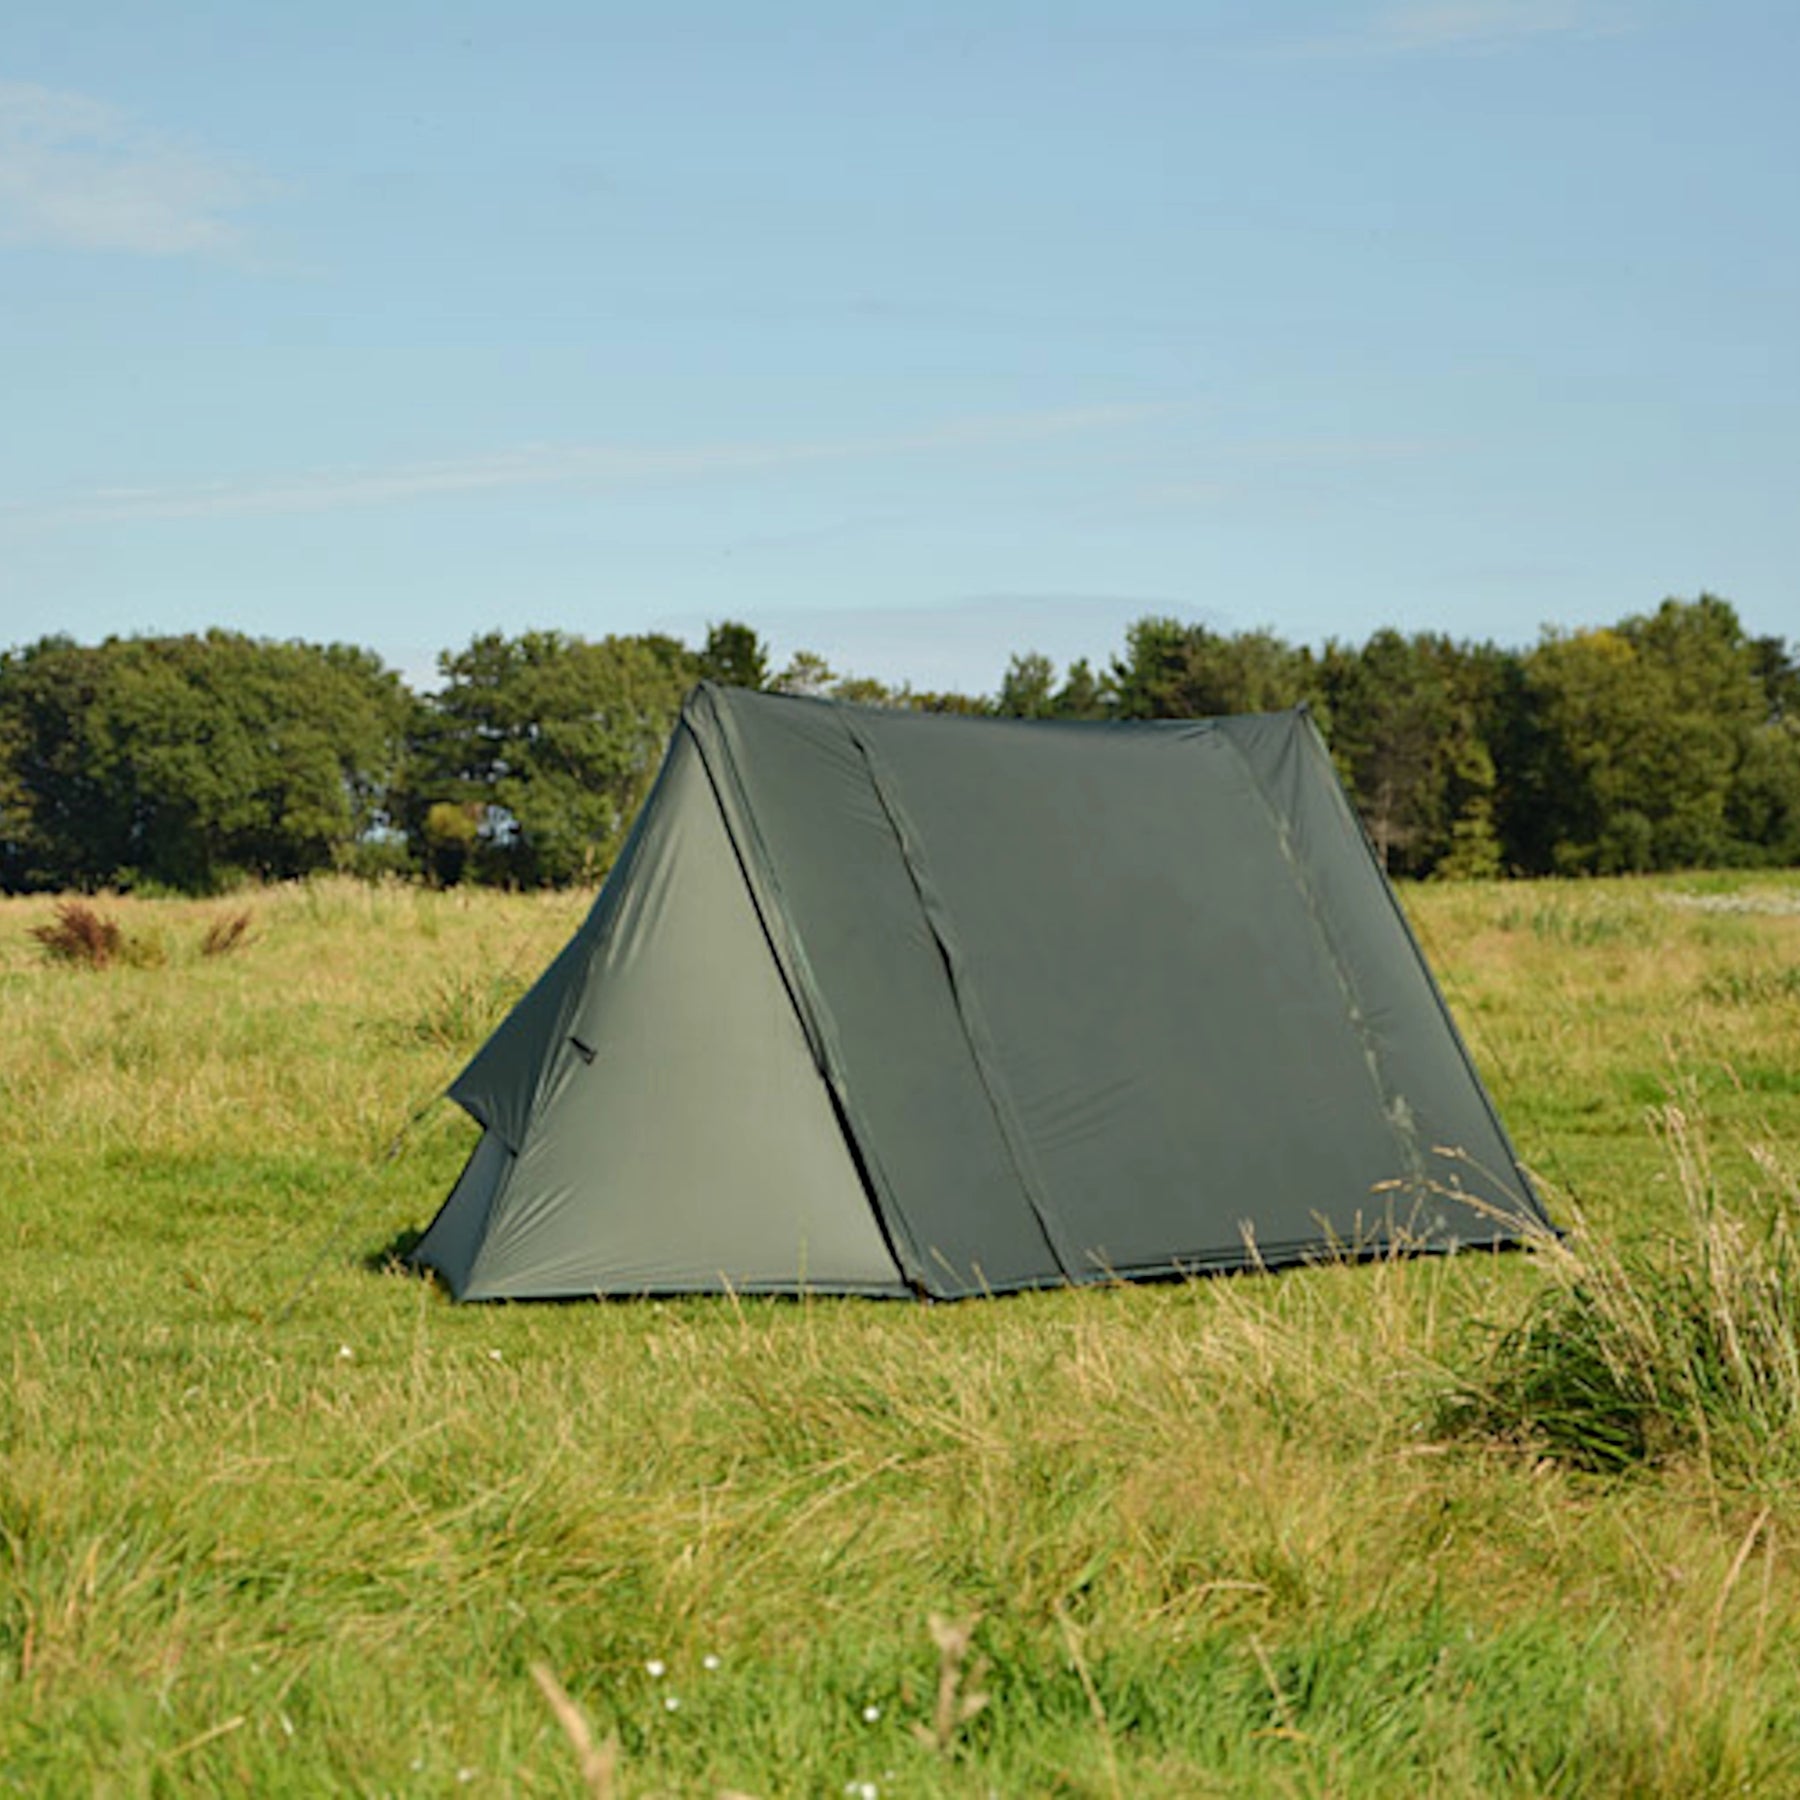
[[1699, 965, 1800, 1006], [199, 909, 256, 958], [1441, 1104, 1800, 1476], [406, 968, 531, 1051]]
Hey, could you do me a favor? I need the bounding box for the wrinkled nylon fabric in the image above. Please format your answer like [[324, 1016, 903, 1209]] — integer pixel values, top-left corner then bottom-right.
[[697, 692, 1544, 1291], [1223, 712, 1540, 1233], [444, 727, 681, 1154], [420, 729, 904, 1299], [848, 711, 1408, 1272], [411, 1127, 514, 1297], [690, 689, 1068, 1293]]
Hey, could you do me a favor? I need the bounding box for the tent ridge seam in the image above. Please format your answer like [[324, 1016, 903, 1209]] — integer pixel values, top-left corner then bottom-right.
[[1293, 716, 1542, 1216], [1215, 716, 1428, 1191], [837, 710, 1081, 1282], [685, 688, 923, 1291]]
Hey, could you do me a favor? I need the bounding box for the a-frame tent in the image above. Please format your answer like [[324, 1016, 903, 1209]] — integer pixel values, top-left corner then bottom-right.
[[412, 684, 1548, 1301]]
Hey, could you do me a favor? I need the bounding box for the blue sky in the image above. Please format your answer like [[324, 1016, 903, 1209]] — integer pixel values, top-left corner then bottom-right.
[[2, 1, 1794, 696]]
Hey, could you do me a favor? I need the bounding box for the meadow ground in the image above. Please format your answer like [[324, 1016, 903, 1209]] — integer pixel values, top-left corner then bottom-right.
[[2, 872, 1798, 1797]]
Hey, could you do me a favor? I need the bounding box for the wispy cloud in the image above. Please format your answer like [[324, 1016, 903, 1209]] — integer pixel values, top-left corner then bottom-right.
[[1376, 1, 1609, 50], [9, 405, 1172, 528], [1285, 1, 1629, 58], [0, 81, 266, 255]]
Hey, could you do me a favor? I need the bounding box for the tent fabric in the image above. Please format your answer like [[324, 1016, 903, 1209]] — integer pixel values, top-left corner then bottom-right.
[[417, 727, 905, 1300], [413, 684, 1549, 1301]]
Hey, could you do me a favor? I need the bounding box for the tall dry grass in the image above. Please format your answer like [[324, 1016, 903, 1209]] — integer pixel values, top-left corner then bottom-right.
[[1444, 1104, 1800, 1478]]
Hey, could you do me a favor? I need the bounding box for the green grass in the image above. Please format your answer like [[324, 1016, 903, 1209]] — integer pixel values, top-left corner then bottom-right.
[[3, 873, 1800, 1796]]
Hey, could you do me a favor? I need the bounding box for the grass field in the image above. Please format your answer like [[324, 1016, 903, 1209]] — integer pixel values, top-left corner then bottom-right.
[[3, 872, 1799, 1797]]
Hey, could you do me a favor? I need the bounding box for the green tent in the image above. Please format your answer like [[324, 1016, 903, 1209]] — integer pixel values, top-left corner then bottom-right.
[[413, 684, 1547, 1301]]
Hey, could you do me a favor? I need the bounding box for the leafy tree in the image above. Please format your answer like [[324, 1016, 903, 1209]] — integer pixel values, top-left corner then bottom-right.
[[0, 637, 120, 890], [906, 688, 991, 716], [1055, 658, 1105, 720], [770, 650, 838, 699], [994, 653, 1106, 720], [1314, 633, 1520, 878], [995, 651, 1058, 719], [1726, 719, 1800, 864], [828, 674, 903, 707], [697, 620, 770, 691], [1622, 596, 1761, 867], [1319, 633, 1455, 874], [1105, 618, 1188, 719], [1508, 627, 1643, 873], [1517, 596, 1786, 874], [416, 630, 694, 885], [1107, 618, 1320, 721], [767, 650, 949, 710], [1434, 737, 1504, 880], [0, 632, 409, 892], [1750, 634, 1800, 722], [1728, 620, 1800, 863]]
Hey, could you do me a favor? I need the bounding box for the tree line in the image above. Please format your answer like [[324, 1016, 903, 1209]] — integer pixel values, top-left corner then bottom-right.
[[2, 595, 1795, 895]]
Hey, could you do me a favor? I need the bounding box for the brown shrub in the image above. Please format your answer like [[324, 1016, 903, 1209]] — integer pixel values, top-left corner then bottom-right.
[[200, 909, 256, 958], [30, 900, 125, 969]]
